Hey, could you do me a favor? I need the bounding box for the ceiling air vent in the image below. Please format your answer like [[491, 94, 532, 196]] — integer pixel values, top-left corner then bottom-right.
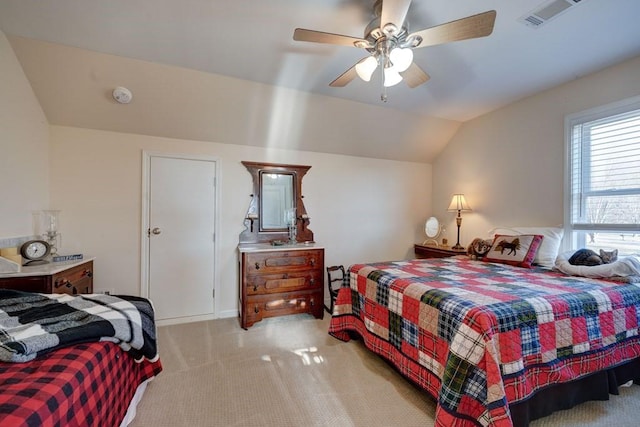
[[518, 0, 589, 28]]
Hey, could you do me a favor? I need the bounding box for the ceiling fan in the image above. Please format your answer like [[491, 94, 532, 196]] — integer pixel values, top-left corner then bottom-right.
[[293, 0, 496, 101]]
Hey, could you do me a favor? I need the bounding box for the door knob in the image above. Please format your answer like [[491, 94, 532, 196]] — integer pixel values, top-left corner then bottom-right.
[[151, 227, 162, 235]]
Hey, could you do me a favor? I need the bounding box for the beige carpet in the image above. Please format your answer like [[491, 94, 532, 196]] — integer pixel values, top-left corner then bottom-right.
[[130, 314, 639, 427]]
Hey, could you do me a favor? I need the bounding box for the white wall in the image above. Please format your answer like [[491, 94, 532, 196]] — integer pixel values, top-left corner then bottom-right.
[[49, 126, 431, 317], [432, 55, 640, 246], [0, 31, 49, 237]]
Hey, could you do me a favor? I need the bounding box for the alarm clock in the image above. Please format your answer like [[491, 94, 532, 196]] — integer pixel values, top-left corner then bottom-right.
[[20, 240, 51, 265]]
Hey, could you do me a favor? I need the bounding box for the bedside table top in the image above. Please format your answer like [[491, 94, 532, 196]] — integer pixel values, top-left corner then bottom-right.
[[0, 257, 95, 278], [414, 244, 467, 258]]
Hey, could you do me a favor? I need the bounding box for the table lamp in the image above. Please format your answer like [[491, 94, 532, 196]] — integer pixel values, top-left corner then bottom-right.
[[447, 194, 472, 250]]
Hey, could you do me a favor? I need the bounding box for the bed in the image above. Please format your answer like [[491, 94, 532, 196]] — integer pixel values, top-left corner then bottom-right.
[[329, 255, 640, 427], [0, 290, 162, 426]]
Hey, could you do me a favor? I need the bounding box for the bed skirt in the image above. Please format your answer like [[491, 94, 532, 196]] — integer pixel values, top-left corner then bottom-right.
[[510, 357, 640, 426], [343, 329, 639, 426], [0, 342, 162, 426]]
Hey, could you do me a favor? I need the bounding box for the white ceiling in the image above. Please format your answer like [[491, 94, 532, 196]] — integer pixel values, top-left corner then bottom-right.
[[1, 0, 640, 161]]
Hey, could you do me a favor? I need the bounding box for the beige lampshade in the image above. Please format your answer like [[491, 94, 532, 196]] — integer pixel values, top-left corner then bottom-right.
[[447, 194, 472, 212]]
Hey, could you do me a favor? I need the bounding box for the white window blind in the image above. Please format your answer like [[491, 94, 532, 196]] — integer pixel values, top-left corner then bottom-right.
[[566, 98, 640, 254]]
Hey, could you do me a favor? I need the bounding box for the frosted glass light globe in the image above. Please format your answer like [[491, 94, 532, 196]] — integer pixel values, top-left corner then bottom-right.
[[389, 47, 413, 72], [355, 56, 378, 82], [383, 68, 402, 87]]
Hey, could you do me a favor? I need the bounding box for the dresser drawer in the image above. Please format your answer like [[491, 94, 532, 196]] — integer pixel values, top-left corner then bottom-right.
[[243, 290, 323, 327], [52, 261, 93, 295], [245, 270, 322, 295], [244, 249, 323, 275]]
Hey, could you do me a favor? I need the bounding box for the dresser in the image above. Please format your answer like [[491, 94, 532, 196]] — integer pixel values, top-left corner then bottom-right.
[[414, 244, 466, 259], [0, 259, 94, 295], [238, 244, 324, 329]]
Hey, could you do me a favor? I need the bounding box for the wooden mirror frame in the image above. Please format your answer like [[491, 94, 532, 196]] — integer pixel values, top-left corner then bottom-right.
[[239, 161, 314, 244]]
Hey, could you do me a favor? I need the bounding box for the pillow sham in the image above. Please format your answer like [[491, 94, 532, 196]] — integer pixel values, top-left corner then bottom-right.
[[492, 227, 564, 268], [483, 234, 544, 268]]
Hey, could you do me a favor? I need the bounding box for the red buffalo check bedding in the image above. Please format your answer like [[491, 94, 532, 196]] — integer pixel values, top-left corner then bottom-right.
[[0, 341, 162, 426], [329, 257, 640, 427]]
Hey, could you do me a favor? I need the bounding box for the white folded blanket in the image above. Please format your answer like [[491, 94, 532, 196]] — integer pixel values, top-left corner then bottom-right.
[[555, 251, 640, 281]]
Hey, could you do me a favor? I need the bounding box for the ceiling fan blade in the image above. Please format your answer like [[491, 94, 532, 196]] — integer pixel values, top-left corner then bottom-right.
[[329, 65, 359, 87], [400, 63, 430, 88], [408, 10, 497, 49], [380, 0, 412, 35], [294, 28, 370, 48]]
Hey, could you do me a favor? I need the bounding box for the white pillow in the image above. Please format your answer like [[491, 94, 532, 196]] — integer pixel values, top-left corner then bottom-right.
[[491, 227, 564, 269]]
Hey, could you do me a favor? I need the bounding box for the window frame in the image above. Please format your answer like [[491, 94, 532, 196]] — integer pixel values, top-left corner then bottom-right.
[[563, 95, 640, 252]]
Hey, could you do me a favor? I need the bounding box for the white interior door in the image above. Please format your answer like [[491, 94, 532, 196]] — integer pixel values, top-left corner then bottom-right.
[[148, 155, 216, 321]]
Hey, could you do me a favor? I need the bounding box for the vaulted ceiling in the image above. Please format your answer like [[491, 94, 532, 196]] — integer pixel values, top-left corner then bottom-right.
[[2, 0, 640, 162]]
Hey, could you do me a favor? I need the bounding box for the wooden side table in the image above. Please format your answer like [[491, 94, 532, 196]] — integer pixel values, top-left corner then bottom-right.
[[414, 244, 467, 259], [0, 260, 94, 295]]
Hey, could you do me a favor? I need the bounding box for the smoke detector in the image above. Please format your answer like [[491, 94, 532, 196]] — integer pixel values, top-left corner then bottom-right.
[[112, 86, 133, 104]]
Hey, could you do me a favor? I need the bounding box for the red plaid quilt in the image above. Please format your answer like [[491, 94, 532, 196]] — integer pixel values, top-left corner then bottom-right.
[[329, 257, 640, 427], [0, 341, 162, 426]]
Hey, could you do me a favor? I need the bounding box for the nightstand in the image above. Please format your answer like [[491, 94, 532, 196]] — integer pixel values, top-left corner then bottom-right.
[[0, 259, 94, 295], [414, 244, 467, 259]]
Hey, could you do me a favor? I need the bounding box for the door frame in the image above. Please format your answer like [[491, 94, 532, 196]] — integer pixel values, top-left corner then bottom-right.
[[140, 151, 221, 324]]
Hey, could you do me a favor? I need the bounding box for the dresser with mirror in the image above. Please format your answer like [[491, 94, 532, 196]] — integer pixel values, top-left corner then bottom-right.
[[238, 161, 324, 329]]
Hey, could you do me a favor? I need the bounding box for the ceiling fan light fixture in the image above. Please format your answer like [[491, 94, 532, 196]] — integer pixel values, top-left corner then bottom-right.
[[389, 47, 413, 72], [383, 67, 402, 87], [355, 56, 379, 82], [292, 1, 497, 99]]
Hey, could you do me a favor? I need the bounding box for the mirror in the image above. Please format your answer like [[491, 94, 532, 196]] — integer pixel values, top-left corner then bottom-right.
[[260, 172, 294, 230], [423, 216, 442, 246], [240, 161, 314, 244]]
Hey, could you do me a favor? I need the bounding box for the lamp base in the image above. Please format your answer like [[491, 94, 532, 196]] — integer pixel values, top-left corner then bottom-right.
[[451, 243, 465, 251]]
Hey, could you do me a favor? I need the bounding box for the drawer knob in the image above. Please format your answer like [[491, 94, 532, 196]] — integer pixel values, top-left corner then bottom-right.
[[253, 285, 258, 292], [254, 306, 259, 314], [255, 262, 260, 270], [84, 270, 93, 278], [309, 278, 315, 285], [54, 279, 70, 288], [310, 258, 315, 266]]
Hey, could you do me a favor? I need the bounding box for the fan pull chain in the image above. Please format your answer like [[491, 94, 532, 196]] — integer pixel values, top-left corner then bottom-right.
[[380, 64, 388, 102]]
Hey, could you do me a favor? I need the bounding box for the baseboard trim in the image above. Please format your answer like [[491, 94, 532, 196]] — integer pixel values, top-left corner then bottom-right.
[[156, 310, 238, 327], [217, 309, 239, 319], [156, 313, 216, 327]]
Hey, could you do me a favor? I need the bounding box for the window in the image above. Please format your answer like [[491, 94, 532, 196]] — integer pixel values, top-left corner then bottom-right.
[[565, 96, 640, 256]]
